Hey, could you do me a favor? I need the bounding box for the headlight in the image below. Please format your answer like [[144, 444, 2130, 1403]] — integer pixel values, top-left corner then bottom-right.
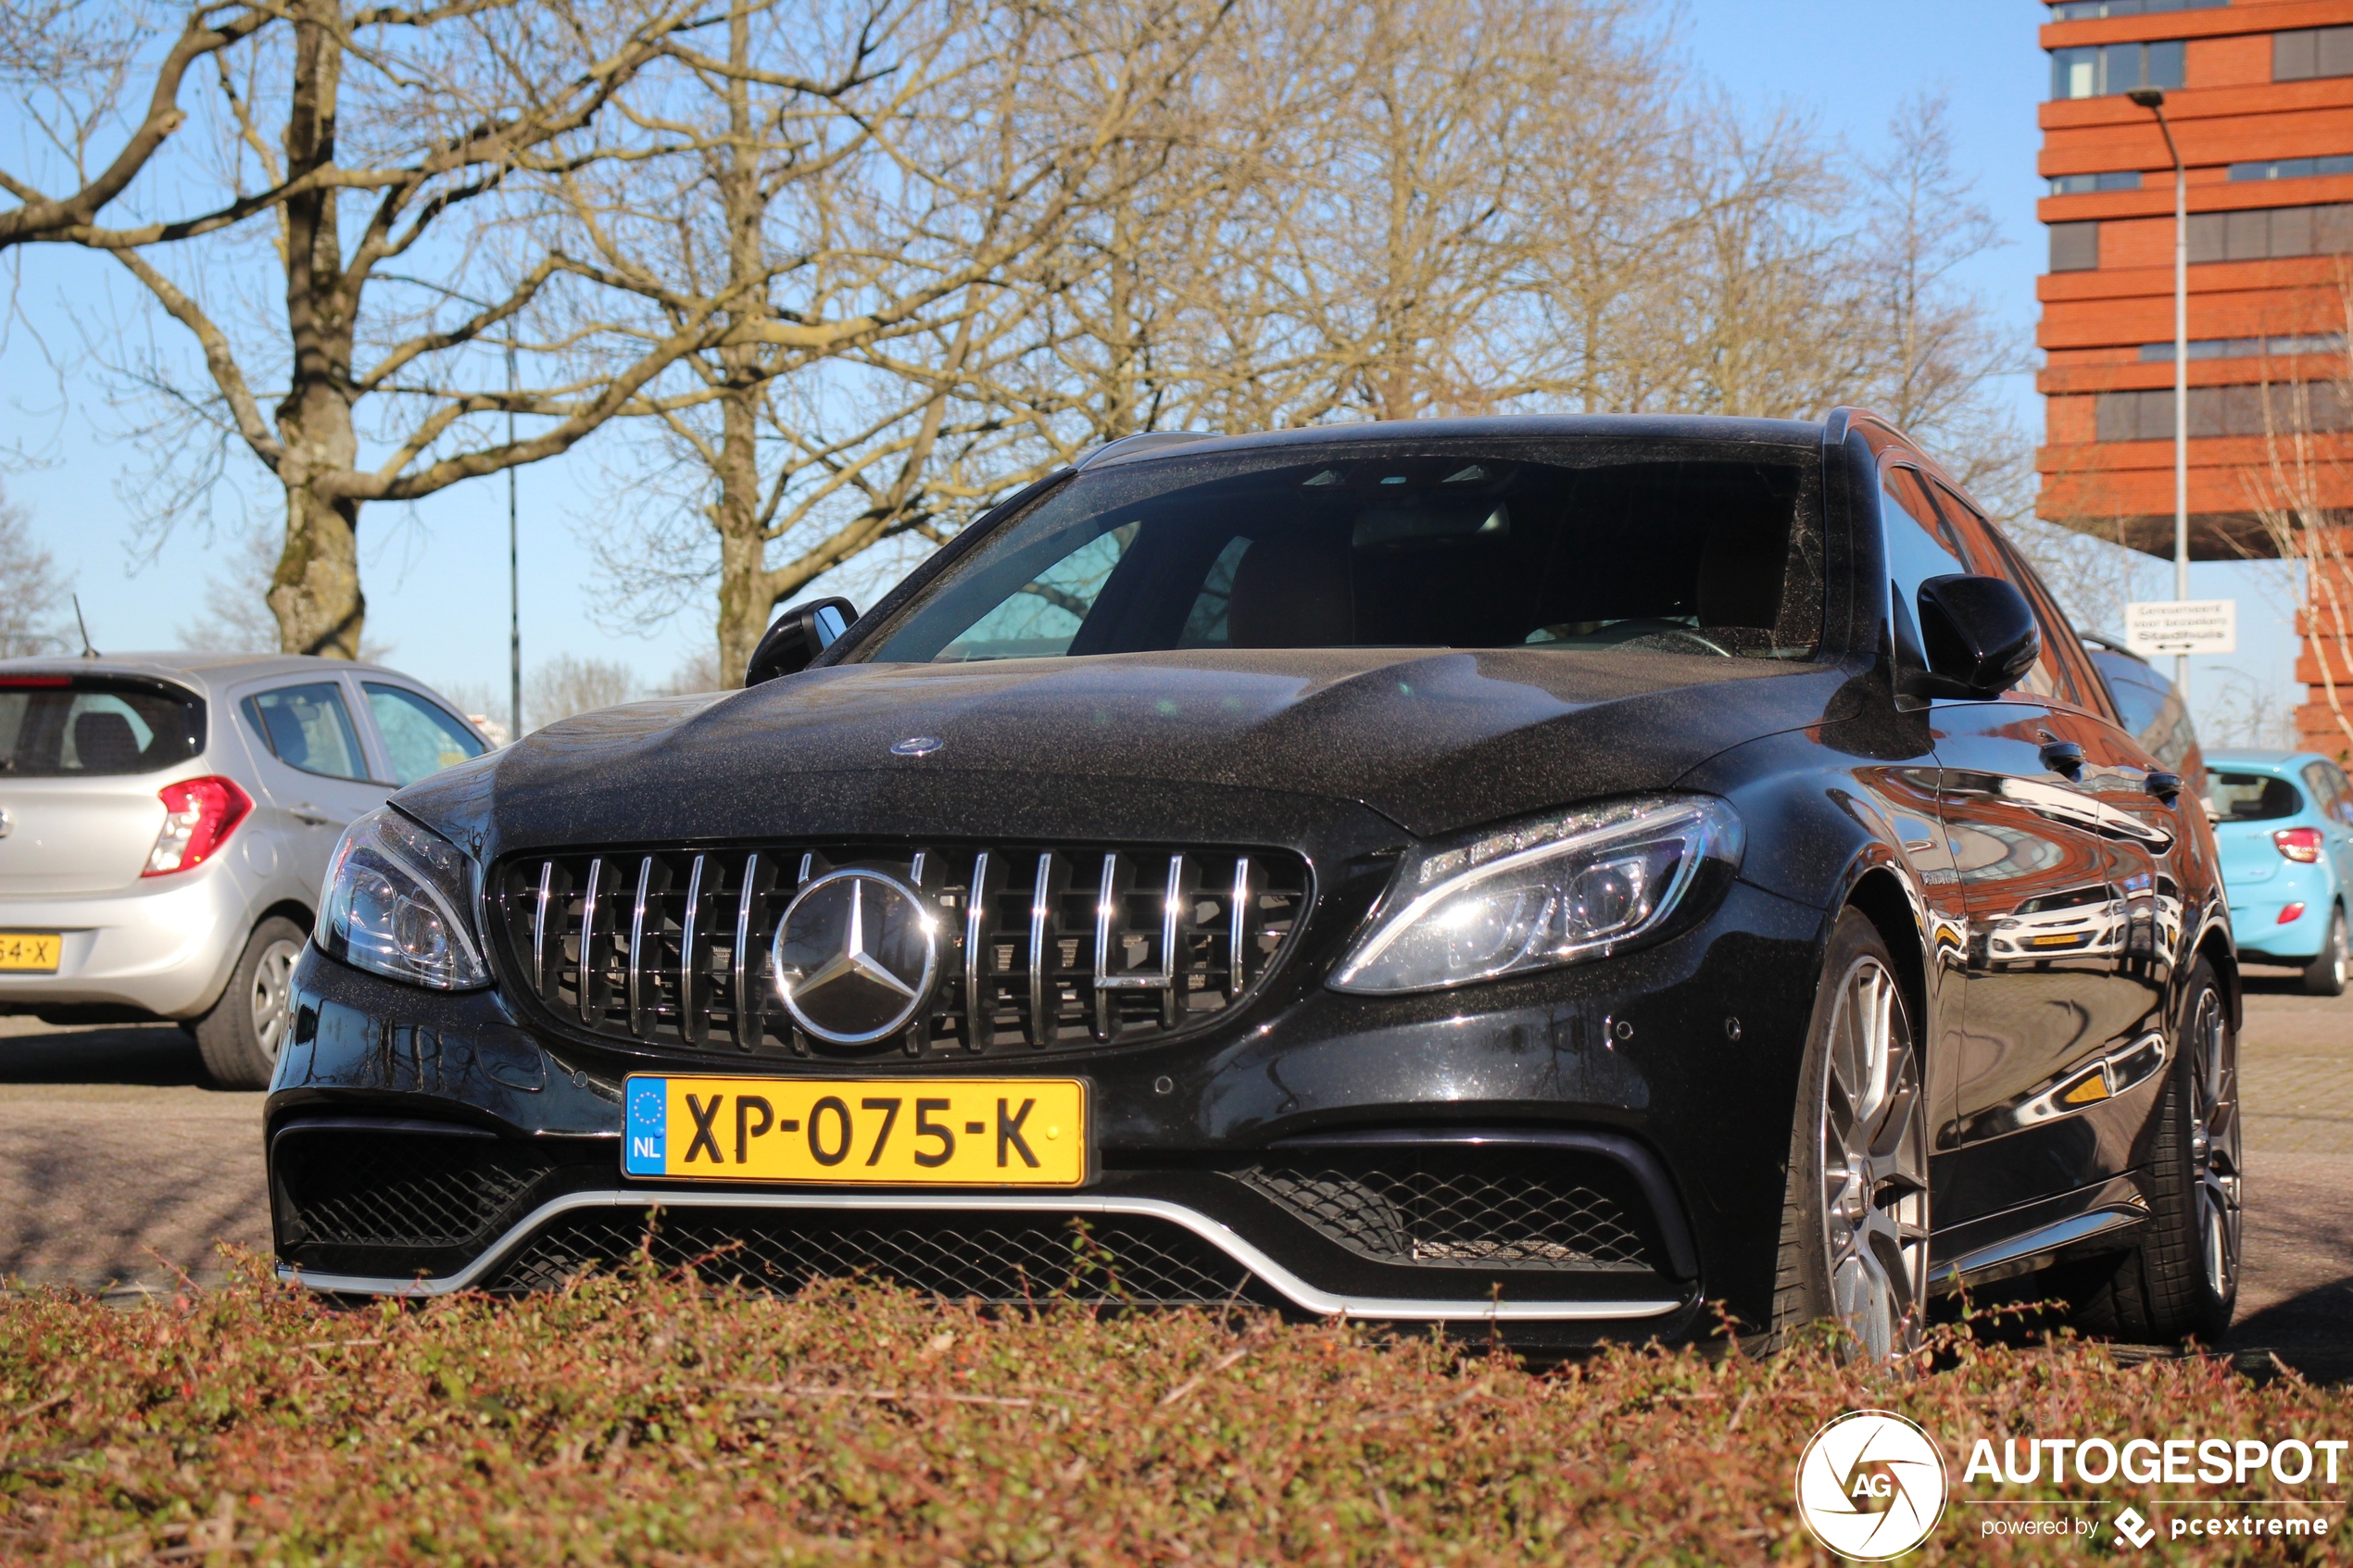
[[1330, 795, 1743, 995], [317, 807, 490, 990]]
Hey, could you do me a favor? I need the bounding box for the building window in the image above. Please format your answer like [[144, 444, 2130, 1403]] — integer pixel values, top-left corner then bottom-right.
[[2185, 202, 2353, 263], [2050, 0, 2224, 17], [2230, 154, 2353, 182], [2051, 40, 2186, 100], [2140, 333, 2347, 362], [2095, 384, 2348, 443], [2049, 221, 2102, 271], [2275, 26, 2353, 82], [2050, 171, 2145, 194]]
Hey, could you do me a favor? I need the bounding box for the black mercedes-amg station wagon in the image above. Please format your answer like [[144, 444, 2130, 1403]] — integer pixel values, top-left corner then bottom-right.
[[267, 411, 2241, 1356]]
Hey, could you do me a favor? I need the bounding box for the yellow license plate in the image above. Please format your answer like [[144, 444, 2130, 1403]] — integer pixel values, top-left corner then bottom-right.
[[623, 1076, 1088, 1187], [2030, 934, 2083, 947], [0, 934, 60, 972]]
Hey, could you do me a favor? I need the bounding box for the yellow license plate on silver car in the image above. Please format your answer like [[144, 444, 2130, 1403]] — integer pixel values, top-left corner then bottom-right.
[[0, 934, 60, 972], [623, 1076, 1088, 1187]]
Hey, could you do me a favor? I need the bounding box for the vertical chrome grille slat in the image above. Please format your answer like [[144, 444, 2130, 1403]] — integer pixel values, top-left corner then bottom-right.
[[502, 843, 1303, 1058], [963, 849, 996, 1052], [677, 853, 712, 1045], [577, 857, 610, 1026], [1091, 852, 1126, 1040], [626, 855, 672, 1039], [1027, 851, 1057, 1047], [1229, 855, 1255, 998], [733, 852, 779, 1051], [1160, 852, 1189, 1028]]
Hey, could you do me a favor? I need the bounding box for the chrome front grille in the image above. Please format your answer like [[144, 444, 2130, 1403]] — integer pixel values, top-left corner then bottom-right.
[[491, 844, 1310, 1058]]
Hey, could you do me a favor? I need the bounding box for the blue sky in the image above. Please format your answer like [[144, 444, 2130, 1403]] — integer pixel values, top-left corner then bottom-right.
[[0, 2, 2303, 734]]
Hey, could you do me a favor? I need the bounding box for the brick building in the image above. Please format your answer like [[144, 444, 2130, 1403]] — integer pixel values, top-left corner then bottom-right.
[[2036, 0, 2353, 749]]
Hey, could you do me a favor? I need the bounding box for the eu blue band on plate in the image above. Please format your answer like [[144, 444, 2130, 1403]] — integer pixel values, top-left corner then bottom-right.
[[625, 1078, 667, 1174]]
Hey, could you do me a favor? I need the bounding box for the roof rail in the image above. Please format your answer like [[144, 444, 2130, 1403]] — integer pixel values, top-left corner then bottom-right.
[[1077, 431, 1216, 469]]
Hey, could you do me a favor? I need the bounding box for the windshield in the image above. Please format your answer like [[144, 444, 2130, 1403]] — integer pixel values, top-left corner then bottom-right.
[[859, 440, 1826, 664]]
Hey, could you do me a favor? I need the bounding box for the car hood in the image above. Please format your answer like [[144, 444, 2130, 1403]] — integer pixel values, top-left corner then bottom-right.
[[420, 648, 1849, 849]]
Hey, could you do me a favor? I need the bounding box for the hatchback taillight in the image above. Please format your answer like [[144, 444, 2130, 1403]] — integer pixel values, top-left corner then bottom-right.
[[2274, 826, 2324, 864], [144, 776, 252, 876]]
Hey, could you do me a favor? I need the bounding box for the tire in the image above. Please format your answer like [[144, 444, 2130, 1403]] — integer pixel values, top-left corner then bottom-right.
[[2071, 959, 2240, 1344], [2303, 907, 2347, 997], [194, 917, 307, 1090], [1769, 908, 1931, 1359]]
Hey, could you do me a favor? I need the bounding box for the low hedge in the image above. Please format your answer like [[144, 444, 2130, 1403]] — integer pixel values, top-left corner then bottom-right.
[[1, 1251, 2347, 1564]]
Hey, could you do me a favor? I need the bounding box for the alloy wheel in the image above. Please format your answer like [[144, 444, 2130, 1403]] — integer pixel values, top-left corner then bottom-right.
[[1817, 955, 1931, 1359], [249, 938, 303, 1064], [2186, 985, 2242, 1302], [2334, 921, 2347, 991]]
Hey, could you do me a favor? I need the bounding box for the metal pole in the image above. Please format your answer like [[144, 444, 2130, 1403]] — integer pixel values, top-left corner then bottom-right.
[[508, 343, 522, 744], [2132, 91, 2191, 705], [2172, 144, 2189, 702]]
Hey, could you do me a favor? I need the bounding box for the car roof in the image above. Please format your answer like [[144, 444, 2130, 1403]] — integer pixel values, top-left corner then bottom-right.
[[2204, 749, 2334, 774], [1078, 413, 1831, 471], [0, 650, 423, 696]]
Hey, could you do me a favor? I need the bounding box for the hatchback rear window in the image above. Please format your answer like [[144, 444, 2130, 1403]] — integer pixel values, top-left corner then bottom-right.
[[861, 440, 1825, 664], [2210, 771, 2301, 822], [0, 674, 205, 776]]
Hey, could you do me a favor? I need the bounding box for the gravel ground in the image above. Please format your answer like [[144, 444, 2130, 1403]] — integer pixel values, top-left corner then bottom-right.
[[4, 977, 2350, 1374]]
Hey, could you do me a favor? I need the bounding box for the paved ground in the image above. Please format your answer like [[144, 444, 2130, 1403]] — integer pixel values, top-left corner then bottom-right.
[[4, 979, 2351, 1375]]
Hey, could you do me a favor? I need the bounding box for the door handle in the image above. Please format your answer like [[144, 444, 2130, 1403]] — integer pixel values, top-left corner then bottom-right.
[[2039, 740, 2085, 779], [290, 803, 333, 825]]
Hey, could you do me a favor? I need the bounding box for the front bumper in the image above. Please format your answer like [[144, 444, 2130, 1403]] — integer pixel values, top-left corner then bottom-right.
[[0, 861, 253, 1017], [264, 874, 1825, 1342]]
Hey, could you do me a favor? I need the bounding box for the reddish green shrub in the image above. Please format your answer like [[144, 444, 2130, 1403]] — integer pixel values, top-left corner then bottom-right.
[[0, 1253, 2346, 1564]]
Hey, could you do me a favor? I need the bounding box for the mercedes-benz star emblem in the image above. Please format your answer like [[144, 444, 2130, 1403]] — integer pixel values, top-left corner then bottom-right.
[[771, 869, 939, 1045], [890, 735, 942, 757]]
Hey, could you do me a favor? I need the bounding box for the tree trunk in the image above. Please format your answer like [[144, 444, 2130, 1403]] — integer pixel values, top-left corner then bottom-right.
[[267, 0, 365, 659], [711, 384, 769, 684], [270, 472, 365, 659]]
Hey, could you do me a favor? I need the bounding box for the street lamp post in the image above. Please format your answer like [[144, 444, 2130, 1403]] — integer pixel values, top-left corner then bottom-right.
[[380, 273, 523, 744], [2129, 87, 2190, 702]]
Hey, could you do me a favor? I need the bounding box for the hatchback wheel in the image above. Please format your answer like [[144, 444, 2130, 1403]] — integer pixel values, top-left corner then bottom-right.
[[1772, 909, 1931, 1360], [195, 916, 308, 1090], [2303, 907, 2347, 997], [2071, 960, 2239, 1343]]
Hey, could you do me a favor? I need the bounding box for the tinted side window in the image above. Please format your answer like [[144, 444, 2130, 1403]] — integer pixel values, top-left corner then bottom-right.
[[2329, 764, 2353, 824], [244, 683, 370, 782], [363, 684, 486, 786], [2301, 761, 2347, 824], [1939, 499, 2090, 711], [1880, 466, 1973, 643]]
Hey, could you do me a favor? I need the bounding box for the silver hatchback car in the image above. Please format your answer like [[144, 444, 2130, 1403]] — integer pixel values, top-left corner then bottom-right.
[[0, 652, 491, 1086]]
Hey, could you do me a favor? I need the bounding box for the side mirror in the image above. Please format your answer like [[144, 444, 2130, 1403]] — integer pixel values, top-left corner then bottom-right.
[[745, 596, 857, 686], [1910, 574, 2040, 700]]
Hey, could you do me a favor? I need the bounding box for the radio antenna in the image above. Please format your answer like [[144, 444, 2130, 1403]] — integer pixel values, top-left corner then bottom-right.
[[71, 595, 99, 659]]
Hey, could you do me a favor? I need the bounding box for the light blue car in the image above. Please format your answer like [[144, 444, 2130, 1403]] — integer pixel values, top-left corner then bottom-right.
[[2204, 749, 2353, 995]]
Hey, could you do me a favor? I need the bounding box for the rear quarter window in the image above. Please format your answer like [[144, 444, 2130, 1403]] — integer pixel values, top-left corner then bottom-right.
[[0, 676, 206, 776], [2210, 771, 2302, 822]]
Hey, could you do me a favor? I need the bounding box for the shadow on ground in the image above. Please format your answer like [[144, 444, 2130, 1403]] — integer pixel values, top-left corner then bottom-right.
[[0, 1020, 214, 1086]]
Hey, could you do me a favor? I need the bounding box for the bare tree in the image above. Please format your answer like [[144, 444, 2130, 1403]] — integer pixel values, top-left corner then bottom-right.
[[525, 652, 640, 731], [6, 0, 783, 659], [557, 0, 1236, 678], [0, 481, 71, 657]]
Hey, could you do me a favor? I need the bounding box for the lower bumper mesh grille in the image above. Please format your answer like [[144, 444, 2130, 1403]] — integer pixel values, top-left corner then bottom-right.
[[486, 1209, 1262, 1305], [276, 1127, 559, 1249], [1241, 1148, 1657, 1271]]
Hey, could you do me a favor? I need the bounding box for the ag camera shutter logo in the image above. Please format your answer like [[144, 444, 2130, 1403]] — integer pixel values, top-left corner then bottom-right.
[[1794, 1410, 1949, 1561]]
